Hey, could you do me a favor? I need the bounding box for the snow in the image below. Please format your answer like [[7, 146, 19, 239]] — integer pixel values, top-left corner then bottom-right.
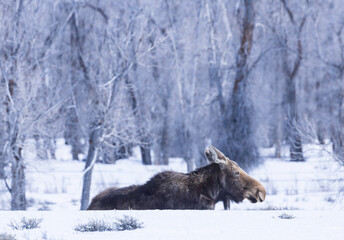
[[0, 210, 343, 240], [0, 140, 344, 239]]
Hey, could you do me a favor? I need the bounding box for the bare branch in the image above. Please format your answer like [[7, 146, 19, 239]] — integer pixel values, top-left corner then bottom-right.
[[314, 15, 341, 69], [281, 0, 295, 24], [83, 3, 108, 24]]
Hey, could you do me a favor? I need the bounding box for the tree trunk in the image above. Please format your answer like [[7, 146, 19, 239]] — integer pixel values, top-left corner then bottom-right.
[[0, 107, 6, 179], [284, 80, 304, 161], [80, 127, 101, 210], [331, 83, 344, 163], [160, 119, 169, 165], [64, 109, 83, 161], [186, 158, 194, 173], [283, 19, 306, 161], [226, 0, 258, 169], [70, 134, 83, 161], [0, 138, 6, 179], [275, 111, 283, 158], [47, 138, 56, 160], [34, 135, 48, 160], [0, 159, 5, 179], [315, 81, 325, 144], [11, 146, 26, 210], [149, 22, 169, 165], [67, 13, 85, 161], [125, 72, 152, 165], [140, 145, 151, 165], [126, 16, 152, 165]]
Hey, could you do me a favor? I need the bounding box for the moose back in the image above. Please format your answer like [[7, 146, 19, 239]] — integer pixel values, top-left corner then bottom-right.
[[87, 146, 266, 210]]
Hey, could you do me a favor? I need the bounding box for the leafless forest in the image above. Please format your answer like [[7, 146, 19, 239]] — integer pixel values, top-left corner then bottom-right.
[[1, 0, 343, 210]]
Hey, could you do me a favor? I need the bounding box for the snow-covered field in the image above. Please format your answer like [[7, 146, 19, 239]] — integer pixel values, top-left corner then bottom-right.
[[1, 210, 343, 240], [0, 140, 344, 239]]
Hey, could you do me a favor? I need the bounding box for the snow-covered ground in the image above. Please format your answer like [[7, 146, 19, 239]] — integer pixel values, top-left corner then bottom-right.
[[1, 210, 343, 240], [0, 140, 344, 239]]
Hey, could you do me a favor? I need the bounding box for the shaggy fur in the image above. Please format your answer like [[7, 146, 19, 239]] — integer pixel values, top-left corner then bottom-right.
[[87, 146, 266, 210]]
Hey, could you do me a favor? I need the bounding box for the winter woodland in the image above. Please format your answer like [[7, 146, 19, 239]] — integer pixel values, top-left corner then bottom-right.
[[0, 0, 344, 211]]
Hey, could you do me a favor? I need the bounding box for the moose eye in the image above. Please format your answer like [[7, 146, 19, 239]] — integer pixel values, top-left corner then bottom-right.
[[235, 171, 240, 176]]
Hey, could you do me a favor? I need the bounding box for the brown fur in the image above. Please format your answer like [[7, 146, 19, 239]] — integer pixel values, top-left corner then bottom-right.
[[87, 146, 266, 210], [87, 185, 139, 210]]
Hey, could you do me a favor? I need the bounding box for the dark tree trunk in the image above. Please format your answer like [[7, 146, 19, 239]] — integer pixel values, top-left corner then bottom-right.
[[126, 75, 152, 165], [149, 22, 169, 165], [226, 0, 258, 169], [208, 0, 258, 168], [125, 71, 152, 165], [160, 119, 169, 165], [11, 146, 26, 210], [331, 83, 344, 162], [315, 81, 325, 144], [280, 11, 306, 161], [0, 159, 5, 179], [285, 76, 304, 161], [0, 135, 5, 179], [140, 146, 151, 165], [153, 121, 169, 165], [270, 51, 284, 158], [125, 16, 152, 165], [0, 96, 6, 178], [69, 133, 83, 161], [332, 127, 344, 161], [64, 108, 83, 161], [275, 115, 283, 158]]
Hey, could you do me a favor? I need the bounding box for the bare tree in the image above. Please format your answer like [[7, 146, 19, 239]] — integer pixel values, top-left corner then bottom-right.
[[0, 0, 26, 211], [279, 0, 306, 161], [147, 16, 170, 165], [72, 1, 158, 208], [65, 3, 109, 210], [313, 2, 344, 163], [226, 0, 258, 168], [125, 7, 152, 165], [0, 0, 71, 209]]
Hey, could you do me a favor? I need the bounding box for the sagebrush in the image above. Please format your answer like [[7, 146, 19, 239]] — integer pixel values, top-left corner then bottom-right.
[[0, 233, 16, 240], [75, 219, 115, 232], [9, 217, 43, 230], [278, 213, 295, 219], [75, 215, 143, 232], [115, 215, 143, 231]]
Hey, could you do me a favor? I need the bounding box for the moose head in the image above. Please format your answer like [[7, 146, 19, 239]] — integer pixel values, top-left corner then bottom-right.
[[204, 145, 266, 204]]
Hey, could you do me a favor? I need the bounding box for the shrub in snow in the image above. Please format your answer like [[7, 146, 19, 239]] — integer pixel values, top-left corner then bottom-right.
[[74, 216, 144, 232], [115, 215, 143, 231], [278, 213, 295, 219], [0, 233, 16, 240], [9, 217, 43, 230], [75, 219, 116, 232]]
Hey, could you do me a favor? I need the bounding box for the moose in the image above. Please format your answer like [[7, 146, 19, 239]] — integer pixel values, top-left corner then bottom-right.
[[87, 146, 266, 210]]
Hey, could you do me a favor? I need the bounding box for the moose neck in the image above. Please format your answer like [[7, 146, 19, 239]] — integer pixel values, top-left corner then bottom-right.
[[188, 163, 223, 201]]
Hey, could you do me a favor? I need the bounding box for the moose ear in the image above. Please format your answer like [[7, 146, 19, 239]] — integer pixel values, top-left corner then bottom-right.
[[204, 146, 227, 165]]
